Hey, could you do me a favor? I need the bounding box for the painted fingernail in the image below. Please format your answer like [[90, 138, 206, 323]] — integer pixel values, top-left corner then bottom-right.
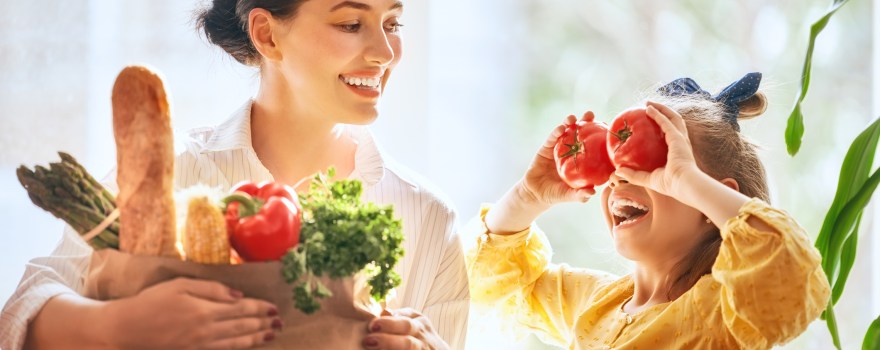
[[264, 332, 275, 342], [370, 322, 381, 332], [363, 337, 378, 347], [267, 307, 278, 317], [271, 318, 283, 330], [229, 289, 244, 299]]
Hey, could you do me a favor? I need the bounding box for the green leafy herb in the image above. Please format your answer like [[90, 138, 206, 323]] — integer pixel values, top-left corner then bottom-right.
[[281, 170, 404, 314]]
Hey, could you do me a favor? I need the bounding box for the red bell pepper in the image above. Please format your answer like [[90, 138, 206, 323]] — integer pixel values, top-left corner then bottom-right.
[[223, 181, 302, 262]]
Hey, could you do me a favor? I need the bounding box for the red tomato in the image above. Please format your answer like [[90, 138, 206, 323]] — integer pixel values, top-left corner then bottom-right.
[[606, 108, 668, 172], [553, 114, 616, 189]]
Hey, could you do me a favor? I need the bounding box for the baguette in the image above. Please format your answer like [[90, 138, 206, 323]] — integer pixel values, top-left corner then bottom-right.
[[111, 66, 179, 258]]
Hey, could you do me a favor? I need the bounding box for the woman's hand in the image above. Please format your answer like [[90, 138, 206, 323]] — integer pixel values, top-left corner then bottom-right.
[[362, 308, 448, 350], [105, 277, 281, 350], [614, 102, 702, 199]]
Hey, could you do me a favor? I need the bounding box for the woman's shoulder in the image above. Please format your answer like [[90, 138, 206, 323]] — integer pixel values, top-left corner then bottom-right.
[[351, 126, 457, 218], [175, 101, 254, 158], [375, 159, 458, 220]]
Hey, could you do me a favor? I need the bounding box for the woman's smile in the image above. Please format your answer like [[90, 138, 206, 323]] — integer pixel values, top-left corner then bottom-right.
[[339, 71, 383, 99]]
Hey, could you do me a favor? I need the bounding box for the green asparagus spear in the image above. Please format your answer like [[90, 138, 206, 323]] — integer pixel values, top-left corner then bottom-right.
[[18, 153, 120, 250]]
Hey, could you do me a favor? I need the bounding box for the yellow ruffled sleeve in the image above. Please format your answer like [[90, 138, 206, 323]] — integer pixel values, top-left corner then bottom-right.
[[465, 205, 615, 347], [713, 198, 831, 348]]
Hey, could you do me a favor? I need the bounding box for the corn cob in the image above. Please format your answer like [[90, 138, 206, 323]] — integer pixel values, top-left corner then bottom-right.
[[181, 196, 230, 264]]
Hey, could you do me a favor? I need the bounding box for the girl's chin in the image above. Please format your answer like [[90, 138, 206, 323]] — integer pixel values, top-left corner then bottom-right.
[[612, 233, 652, 262], [614, 245, 654, 263]]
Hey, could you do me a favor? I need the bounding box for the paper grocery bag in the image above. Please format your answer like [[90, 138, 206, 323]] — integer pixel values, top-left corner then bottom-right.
[[84, 249, 377, 350]]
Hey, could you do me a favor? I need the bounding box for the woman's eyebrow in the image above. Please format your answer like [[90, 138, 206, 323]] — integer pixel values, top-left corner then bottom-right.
[[330, 1, 404, 12]]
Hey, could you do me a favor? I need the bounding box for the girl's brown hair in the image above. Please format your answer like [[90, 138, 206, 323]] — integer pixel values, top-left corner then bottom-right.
[[646, 90, 771, 298]]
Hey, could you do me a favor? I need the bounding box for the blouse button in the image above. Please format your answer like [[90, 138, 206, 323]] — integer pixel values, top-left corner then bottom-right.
[[625, 314, 633, 325]]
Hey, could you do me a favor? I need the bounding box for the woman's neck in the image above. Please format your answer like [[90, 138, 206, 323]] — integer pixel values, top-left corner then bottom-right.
[[250, 79, 357, 192]]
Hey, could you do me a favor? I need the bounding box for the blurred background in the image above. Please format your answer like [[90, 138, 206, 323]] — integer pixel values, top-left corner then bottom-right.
[[0, 0, 876, 349]]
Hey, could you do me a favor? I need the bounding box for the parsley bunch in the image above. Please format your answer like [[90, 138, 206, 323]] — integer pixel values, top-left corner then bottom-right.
[[281, 169, 404, 314]]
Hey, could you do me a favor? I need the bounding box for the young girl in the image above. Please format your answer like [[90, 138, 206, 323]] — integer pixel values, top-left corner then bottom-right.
[[467, 73, 831, 349], [1, 1, 465, 349]]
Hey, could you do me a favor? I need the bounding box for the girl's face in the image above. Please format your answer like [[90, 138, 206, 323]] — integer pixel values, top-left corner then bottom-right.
[[600, 173, 710, 265], [269, 0, 403, 124]]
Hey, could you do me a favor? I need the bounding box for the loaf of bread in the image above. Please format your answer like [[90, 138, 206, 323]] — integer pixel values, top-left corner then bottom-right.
[[111, 66, 179, 258]]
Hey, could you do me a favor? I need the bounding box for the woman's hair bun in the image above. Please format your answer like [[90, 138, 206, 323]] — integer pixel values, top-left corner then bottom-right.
[[196, 0, 259, 66]]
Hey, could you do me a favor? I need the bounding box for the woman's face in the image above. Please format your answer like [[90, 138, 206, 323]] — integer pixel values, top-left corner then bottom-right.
[[600, 173, 709, 265], [269, 0, 403, 124]]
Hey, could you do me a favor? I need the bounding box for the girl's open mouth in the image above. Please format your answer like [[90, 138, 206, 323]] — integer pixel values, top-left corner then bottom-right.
[[610, 198, 650, 228]]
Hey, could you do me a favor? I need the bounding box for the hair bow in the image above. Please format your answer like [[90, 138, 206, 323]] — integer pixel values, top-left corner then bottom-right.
[[657, 72, 762, 131]]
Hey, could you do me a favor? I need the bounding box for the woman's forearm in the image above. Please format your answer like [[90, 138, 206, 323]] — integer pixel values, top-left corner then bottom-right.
[[484, 181, 551, 235], [25, 294, 114, 350]]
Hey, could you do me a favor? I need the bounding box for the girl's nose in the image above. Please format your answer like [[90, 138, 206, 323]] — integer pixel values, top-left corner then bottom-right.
[[608, 172, 628, 188]]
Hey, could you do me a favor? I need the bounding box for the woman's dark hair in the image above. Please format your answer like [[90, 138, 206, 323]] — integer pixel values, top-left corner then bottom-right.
[[196, 0, 307, 66]]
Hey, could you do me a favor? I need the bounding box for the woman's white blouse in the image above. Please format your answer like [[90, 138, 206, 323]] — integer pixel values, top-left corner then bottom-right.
[[0, 101, 470, 349]]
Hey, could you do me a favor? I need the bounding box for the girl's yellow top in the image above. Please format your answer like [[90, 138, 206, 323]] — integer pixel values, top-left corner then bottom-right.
[[466, 199, 830, 349]]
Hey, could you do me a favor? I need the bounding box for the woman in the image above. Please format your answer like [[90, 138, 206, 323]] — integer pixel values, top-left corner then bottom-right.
[[0, 1, 467, 349]]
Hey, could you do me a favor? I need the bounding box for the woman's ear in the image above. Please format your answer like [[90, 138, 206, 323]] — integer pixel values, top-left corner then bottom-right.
[[720, 178, 740, 192], [248, 8, 282, 62]]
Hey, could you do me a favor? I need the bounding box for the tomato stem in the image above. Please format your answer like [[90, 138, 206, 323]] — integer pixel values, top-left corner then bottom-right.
[[609, 120, 632, 143], [561, 125, 584, 167], [609, 120, 633, 153]]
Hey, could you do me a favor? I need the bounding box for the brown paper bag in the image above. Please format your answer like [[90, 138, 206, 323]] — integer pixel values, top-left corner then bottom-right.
[[84, 249, 377, 349]]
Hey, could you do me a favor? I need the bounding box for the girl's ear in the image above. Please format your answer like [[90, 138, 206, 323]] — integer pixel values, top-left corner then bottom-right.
[[248, 8, 283, 62], [720, 178, 740, 192]]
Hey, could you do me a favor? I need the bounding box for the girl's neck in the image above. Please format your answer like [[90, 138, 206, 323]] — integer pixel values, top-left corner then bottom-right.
[[250, 79, 357, 192], [624, 261, 687, 314]]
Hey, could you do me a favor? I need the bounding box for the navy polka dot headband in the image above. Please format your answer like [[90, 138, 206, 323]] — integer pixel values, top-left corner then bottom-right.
[[658, 72, 762, 132]]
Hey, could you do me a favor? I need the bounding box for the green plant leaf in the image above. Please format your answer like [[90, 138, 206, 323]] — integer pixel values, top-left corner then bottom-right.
[[815, 118, 880, 279], [830, 217, 858, 304], [823, 167, 880, 295], [826, 302, 842, 349], [864, 314, 880, 350], [786, 104, 805, 156], [785, 0, 850, 156]]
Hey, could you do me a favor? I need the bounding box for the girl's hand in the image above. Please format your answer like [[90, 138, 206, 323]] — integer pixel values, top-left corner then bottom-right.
[[614, 102, 702, 199], [518, 113, 597, 207], [485, 113, 596, 234]]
